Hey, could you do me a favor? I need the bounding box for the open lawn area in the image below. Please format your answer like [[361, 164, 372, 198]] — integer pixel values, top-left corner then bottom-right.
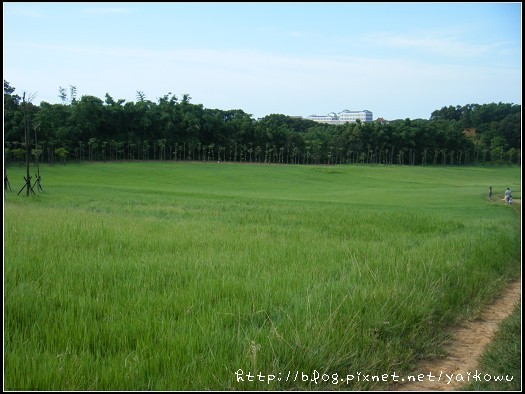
[[4, 162, 521, 390]]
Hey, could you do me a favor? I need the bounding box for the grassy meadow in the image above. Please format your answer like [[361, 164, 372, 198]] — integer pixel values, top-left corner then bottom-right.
[[3, 162, 521, 390]]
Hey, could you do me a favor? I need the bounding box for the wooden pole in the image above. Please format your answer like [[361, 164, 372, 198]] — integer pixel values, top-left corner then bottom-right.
[[24, 92, 30, 196], [20, 92, 35, 196]]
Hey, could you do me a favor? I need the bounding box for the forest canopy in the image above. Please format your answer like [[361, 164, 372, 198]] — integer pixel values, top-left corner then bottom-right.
[[3, 80, 521, 165]]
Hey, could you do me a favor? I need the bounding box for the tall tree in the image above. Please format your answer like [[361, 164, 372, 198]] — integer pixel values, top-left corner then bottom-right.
[[58, 86, 68, 104], [4, 80, 23, 142]]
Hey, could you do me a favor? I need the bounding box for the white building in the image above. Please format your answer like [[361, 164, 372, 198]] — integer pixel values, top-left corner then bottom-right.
[[306, 109, 373, 124]]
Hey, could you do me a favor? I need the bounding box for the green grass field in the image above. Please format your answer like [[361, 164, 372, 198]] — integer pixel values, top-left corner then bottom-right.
[[4, 162, 521, 390]]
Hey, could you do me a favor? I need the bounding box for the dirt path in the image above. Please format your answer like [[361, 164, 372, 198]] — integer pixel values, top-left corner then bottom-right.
[[393, 198, 521, 391], [391, 278, 521, 391]]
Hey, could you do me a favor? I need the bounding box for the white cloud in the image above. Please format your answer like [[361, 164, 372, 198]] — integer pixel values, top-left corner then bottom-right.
[[81, 7, 133, 15], [4, 3, 48, 19], [358, 31, 513, 58]]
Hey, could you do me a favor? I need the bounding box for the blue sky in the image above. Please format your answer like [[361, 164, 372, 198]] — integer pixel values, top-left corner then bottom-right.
[[3, 2, 522, 120]]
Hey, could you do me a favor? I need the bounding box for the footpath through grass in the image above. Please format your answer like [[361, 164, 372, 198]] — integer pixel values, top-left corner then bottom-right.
[[460, 303, 521, 391], [3, 162, 521, 390]]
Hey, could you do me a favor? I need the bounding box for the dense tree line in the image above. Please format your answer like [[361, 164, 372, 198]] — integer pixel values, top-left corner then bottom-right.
[[3, 80, 521, 166]]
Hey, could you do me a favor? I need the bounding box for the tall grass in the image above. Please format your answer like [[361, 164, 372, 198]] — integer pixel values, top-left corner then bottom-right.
[[4, 162, 521, 390]]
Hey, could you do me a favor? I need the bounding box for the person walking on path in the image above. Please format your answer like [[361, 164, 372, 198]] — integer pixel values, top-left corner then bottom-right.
[[504, 188, 512, 204]]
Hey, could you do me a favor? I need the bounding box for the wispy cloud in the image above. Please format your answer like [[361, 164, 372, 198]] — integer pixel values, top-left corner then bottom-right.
[[7, 41, 518, 78], [359, 31, 513, 58], [5, 3, 134, 20], [289, 31, 306, 38], [81, 7, 133, 16], [4, 4, 48, 19]]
